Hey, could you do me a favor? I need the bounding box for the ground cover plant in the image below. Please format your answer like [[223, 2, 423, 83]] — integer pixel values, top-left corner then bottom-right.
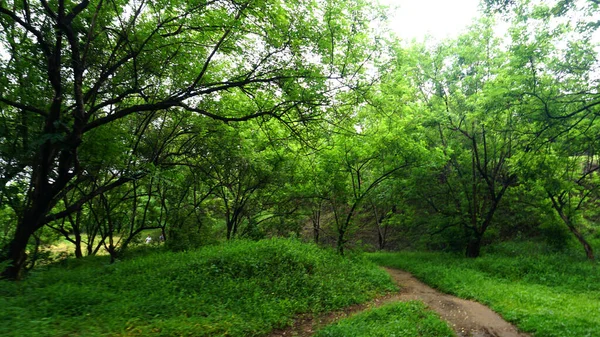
[[314, 301, 455, 337], [0, 238, 396, 337], [368, 241, 600, 337]]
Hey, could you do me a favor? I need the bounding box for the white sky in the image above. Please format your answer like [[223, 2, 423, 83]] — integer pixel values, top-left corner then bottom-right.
[[377, 0, 482, 42]]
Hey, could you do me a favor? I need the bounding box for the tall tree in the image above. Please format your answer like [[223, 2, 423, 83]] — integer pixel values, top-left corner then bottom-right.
[[0, 0, 383, 279]]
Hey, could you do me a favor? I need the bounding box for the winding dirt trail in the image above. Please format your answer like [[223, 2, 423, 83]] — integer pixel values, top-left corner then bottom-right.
[[384, 267, 529, 337], [269, 267, 529, 337]]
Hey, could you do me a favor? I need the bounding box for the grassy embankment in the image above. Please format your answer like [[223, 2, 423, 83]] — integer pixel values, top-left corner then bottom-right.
[[369, 241, 600, 337], [1, 238, 398, 337], [314, 301, 454, 337]]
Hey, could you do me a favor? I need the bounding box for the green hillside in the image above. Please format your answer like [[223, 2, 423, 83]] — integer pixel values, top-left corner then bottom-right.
[[0, 239, 396, 337]]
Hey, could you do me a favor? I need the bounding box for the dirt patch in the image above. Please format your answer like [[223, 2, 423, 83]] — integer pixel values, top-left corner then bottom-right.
[[269, 267, 530, 337]]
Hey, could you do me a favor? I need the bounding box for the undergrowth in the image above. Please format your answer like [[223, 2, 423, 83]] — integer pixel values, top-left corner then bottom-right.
[[369, 241, 600, 337], [0, 238, 396, 336], [314, 301, 455, 337]]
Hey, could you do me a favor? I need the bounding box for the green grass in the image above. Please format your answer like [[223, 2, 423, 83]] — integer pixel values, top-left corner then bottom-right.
[[314, 301, 455, 337], [0, 238, 397, 337], [368, 242, 600, 337]]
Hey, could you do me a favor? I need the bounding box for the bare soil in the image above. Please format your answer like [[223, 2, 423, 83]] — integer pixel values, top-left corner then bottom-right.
[[268, 267, 530, 337]]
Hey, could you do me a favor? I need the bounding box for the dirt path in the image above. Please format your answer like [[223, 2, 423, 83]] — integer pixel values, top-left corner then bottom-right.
[[269, 267, 529, 337], [384, 267, 529, 337]]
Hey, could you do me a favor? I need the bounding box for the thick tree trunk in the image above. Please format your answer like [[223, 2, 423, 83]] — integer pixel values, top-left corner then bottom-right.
[[465, 236, 482, 258], [226, 220, 233, 240], [2, 145, 79, 278], [1, 217, 37, 280]]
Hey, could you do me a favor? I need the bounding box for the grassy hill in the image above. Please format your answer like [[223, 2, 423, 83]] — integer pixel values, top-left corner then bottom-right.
[[0, 238, 396, 336]]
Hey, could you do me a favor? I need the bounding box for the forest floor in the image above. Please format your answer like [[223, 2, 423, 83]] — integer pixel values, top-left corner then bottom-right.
[[269, 267, 530, 337]]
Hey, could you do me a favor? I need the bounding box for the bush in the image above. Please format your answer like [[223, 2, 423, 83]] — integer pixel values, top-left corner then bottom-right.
[[165, 221, 208, 251]]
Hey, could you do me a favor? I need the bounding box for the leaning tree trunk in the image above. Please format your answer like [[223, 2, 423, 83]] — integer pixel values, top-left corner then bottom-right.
[[550, 195, 595, 260], [2, 214, 41, 280], [561, 214, 594, 260], [571, 227, 595, 260]]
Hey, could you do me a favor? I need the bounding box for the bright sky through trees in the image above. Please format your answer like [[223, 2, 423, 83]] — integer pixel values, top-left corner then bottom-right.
[[379, 0, 481, 41]]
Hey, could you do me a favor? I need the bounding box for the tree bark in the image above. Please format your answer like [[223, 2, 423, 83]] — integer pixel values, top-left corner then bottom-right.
[[2, 216, 37, 279], [465, 235, 482, 258], [312, 208, 321, 244], [558, 213, 594, 260], [337, 228, 345, 256], [74, 231, 83, 259], [549, 193, 595, 260], [569, 225, 595, 260]]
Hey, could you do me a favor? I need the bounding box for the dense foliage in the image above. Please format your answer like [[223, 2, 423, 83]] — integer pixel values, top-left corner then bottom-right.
[[3, 0, 600, 335], [0, 238, 396, 336], [0, 0, 599, 283], [369, 241, 600, 337]]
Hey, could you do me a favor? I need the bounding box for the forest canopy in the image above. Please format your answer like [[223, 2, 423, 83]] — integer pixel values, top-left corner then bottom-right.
[[1, 0, 600, 279]]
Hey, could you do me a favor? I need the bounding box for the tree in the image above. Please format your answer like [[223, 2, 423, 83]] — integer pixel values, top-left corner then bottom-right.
[[504, 1, 600, 258], [0, 0, 383, 279], [394, 20, 525, 257], [396, 2, 600, 256]]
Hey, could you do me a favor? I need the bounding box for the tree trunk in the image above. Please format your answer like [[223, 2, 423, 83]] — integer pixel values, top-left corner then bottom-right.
[[376, 215, 388, 250], [550, 195, 595, 260], [574, 231, 595, 260], [26, 233, 43, 272], [337, 228, 346, 256], [312, 209, 321, 244], [1, 218, 36, 280], [465, 236, 482, 258], [74, 232, 83, 259], [564, 219, 594, 260], [161, 227, 167, 242], [226, 220, 233, 240], [371, 204, 386, 250]]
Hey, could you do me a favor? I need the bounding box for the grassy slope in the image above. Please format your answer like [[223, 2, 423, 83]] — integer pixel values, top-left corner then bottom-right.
[[368, 242, 600, 337], [0, 238, 396, 337], [314, 301, 455, 337]]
